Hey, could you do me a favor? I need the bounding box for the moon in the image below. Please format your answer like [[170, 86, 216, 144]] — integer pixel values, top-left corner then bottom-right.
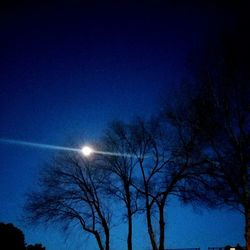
[[81, 146, 94, 156]]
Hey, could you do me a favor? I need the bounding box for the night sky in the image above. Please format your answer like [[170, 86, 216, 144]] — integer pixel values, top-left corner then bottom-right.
[[0, 1, 245, 250]]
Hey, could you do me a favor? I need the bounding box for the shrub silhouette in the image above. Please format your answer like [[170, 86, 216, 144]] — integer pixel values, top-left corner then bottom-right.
[[0, 222, 25, 250]]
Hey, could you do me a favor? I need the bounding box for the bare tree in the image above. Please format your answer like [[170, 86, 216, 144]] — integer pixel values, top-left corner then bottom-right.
[[24, 151, 111, 250], [163, 18, 250, 250], [99, 121, 140, 250], [105, 117, 197, 250], [130, 117, 171, 250]]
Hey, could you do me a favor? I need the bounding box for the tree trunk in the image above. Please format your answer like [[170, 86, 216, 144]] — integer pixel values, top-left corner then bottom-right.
[[94, 231, 105, 250], [95, 205, 110, 250], [102, 219, 109, 250], [127, 207, 133, 250], [159, 204, 165, 250], [105, 227, 110, 250], [124, 184, 133, 250], [146, 198, 158, 250]]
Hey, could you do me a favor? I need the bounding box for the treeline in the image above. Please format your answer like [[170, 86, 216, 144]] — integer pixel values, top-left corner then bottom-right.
[[24, 18, 249, 250]]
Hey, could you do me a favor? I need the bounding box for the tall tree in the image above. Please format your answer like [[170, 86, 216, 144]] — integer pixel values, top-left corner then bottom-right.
[[100, 121, 140, 250], [24, 151, 111, 250], [106, 117, 197, 250], [164, 17, 250, 249]]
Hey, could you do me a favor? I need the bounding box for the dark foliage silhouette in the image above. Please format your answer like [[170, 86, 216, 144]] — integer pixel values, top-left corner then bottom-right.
[[0, 222, 26, 250], [26, 243, 46, 250], [0, 222, 46, 250]]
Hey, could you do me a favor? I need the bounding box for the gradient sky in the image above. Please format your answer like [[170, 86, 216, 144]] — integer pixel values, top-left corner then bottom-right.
[[0, 2, 245, 250]]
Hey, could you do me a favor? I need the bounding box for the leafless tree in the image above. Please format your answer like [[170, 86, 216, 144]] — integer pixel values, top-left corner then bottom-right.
[[98, 121, 141, 250], [24, 151, 111, 250], [164, 17, 250, 250], [105, 117, 198, 250]]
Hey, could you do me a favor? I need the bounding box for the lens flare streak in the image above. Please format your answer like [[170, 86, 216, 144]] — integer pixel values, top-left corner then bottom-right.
[[94, 150, 135, 158], [0, 138, 137, 158], [0, 138, 81, 153]]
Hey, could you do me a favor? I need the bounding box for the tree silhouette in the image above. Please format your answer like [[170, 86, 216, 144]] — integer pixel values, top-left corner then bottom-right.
[[100, 121, 141, 250], [0, 222, 26, 250], [24, 152, 111, 250], [0, 222, 46, 250], [164, 16, 250, 250], [101, 117, 199, 250]]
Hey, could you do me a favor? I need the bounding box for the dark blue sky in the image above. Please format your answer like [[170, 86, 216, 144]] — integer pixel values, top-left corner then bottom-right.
[[0, 2, 244, 249]]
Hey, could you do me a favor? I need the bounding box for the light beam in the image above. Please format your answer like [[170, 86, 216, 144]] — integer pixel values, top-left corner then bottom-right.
[[0, 138, 81, 153], [0, 138, 137, 158]]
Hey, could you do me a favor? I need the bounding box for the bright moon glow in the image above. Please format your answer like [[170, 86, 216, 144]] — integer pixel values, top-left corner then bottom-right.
[[81, 146, 93, 156]]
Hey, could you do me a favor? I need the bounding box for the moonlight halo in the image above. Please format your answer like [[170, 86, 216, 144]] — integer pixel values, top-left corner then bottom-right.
[[81, 146, 94, 156]]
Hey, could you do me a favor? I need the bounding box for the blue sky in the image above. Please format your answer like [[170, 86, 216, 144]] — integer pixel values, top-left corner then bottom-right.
[[0, 1, 245, 249]]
